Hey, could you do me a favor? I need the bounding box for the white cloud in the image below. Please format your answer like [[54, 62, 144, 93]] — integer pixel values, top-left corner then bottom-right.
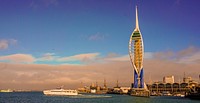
[[104, 52, 154, 62], [0, 46, 199, 65], [43, 0, 59, 7], [37, 53, 57, 61], [144, 52, 154, 59], [0, 47, 200, 90], [30, 0, 59, 9], [0, 40, 8, 50], [105, 55, 129, 61], [177, 51, 200, 64], [1, 55, 199, 90], [0, 39, 17, 50], [153, 46, 200, 64], [0, 52, 100, 64], [58, 53, 100, 62], [88, 33, 105, 41], [0, 54, 35, 63]]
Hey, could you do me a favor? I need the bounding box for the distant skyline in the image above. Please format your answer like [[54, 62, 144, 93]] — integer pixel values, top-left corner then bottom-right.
[[0, 0, 200, 90]]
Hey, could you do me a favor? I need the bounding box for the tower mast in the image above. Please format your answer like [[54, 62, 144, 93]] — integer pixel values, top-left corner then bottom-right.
[[134, 6, 140, 32]]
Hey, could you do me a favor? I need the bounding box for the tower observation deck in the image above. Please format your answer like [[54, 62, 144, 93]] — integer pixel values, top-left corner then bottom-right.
[[129, 6, 149, 97]]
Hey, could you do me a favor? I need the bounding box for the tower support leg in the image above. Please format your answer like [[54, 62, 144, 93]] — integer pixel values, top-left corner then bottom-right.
[[140, 68, 144, 88], [133, 70, 138, 88]]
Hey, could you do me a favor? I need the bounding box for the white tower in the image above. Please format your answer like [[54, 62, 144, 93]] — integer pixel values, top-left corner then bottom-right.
[[129, 6, 144, 88]]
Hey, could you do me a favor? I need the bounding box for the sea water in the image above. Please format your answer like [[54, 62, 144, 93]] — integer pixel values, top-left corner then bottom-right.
[[0, 92, 199, 103]]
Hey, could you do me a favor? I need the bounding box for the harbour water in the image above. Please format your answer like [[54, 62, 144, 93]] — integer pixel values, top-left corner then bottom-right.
[[0, 92, 199, 103]]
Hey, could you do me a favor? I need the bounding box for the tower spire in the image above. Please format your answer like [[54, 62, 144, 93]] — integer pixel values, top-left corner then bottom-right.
[[135, 6, 140, 31]]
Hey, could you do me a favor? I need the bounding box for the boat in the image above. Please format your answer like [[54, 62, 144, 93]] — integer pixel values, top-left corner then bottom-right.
[[162, 91, 172, 96], [185, 86, 200, 100], [186, 92, 200, 100], [43, 88, 78, 96], [173, 93, 185, 97], [0, 89, 13, 93]]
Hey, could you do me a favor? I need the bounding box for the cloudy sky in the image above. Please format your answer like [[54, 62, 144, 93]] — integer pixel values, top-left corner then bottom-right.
[[0, 0, 200, 90]]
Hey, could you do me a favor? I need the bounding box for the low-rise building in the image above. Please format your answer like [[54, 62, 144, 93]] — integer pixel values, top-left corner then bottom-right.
[[163, 76, 174, 84]]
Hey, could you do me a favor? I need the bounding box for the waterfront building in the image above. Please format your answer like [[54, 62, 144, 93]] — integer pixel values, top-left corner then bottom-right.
[[183, 77, 192, 83], [163, 76, 174, 84]]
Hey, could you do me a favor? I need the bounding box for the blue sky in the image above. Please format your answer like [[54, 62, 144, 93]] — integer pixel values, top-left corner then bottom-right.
[[0, 0, 200, 89], [0, 0, 200, 61]]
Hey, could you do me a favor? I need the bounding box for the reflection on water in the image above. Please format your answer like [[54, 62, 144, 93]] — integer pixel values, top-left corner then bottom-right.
[[69, 94, 112, 98]]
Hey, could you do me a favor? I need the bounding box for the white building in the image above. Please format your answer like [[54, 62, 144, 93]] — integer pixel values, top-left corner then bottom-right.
[[163, 76, 174, 84], [183, 77, 192, 83]]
